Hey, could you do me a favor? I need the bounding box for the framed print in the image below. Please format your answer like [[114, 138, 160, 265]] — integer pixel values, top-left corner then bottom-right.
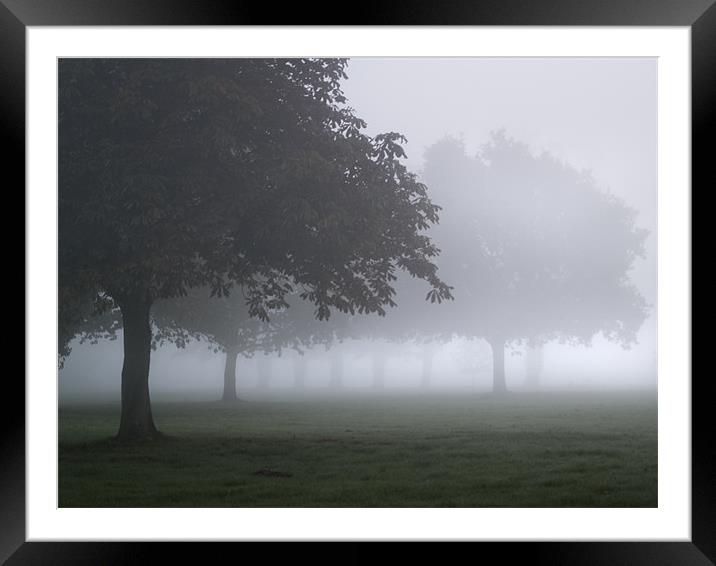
[[6, 0, 709, 564]]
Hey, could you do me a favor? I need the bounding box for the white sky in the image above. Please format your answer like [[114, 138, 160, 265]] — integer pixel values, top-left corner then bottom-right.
[[341, 57, 657, 305], [341, 58, 657, 379]]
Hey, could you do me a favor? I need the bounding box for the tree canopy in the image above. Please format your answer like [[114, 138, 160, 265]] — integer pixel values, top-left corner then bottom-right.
[[421, 131, 649, 391], [60, 59, 451, 319]]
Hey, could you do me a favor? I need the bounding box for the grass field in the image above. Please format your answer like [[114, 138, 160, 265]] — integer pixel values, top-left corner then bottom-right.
[[58, 391, 657, 507]]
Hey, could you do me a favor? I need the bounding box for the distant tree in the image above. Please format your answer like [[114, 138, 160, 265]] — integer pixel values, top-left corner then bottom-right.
[[152, 288, 289, 402], [418, 341, 439, 389], [422, 132, 649, 393], [154, 286, 353, 399], [59, 59, 452, 439], [280, 295, 353, 390], [345, 269, 453, 388]]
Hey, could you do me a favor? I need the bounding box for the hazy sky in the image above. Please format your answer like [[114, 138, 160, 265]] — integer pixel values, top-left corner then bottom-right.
[[341, 58, 657, 304]]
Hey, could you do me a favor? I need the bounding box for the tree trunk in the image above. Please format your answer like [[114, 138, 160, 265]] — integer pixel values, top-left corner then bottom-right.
[[294, 355, 307, 389], [421, 349, 434, 389], [329, 351, 343, 389], [372, 353, 386, 389], [117, 294, 159, 441], [222, 349, 239, 402], [488, 337, 507, 394]]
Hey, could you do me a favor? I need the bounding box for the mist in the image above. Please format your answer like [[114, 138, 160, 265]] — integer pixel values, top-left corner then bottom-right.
[[60, 333, 656, 405], [59, 57, 656, 405], [56, 56, 659, 509]]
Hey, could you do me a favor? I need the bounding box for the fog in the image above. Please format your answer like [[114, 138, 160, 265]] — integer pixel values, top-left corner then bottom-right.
[[342, 58, 656, 306], [60, 334, 656, 404], [59, 57, 657, 404]]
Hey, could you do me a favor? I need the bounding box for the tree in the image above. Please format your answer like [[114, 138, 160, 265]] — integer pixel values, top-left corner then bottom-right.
[[421, 131, 649, 393], [58, 284, 121, 369], [59, 59, 452, 439], [152, 288, 288, 402], [153, 287, 347, 400], [342, 267, 454, 389], [277, 294, 352, 391]]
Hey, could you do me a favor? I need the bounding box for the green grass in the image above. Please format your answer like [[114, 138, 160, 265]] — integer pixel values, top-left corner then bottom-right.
[[58, 390, 657, 507]]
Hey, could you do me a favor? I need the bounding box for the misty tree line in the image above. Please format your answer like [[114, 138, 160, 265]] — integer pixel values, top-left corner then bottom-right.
[[59, 59, 648, 440]]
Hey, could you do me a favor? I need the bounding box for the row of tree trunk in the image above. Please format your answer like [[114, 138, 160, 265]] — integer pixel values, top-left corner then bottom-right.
[[218, 339, 540, 400], [117, 297, 541, 439], [115, 292, 538, 439]]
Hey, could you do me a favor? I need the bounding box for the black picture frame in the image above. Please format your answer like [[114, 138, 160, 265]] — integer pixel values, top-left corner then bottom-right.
[[6, 1, 708, 564]]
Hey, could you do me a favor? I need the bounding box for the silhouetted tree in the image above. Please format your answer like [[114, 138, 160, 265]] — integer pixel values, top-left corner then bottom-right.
[[345, 270, 452, 388], [152, 287, 299, 402], [155, 285, 354, 399], [422, 132, 649, 393], [58, 287, 121, 368], [59, 59, 452, 439]]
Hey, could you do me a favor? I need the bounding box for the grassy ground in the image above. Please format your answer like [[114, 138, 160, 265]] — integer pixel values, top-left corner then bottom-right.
[[58, 391, 657, 507]]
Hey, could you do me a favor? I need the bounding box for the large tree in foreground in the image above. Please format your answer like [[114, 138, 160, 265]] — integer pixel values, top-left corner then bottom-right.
[[422, 132, 649, 393], [59, 59, 452, 439]]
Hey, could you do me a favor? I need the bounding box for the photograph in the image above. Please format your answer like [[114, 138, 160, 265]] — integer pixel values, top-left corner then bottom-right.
[[57, 56, 659, 509], [4, 3, 705, 561]]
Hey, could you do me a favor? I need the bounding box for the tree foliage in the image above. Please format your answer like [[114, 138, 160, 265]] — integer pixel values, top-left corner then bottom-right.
[[58, 287, 120, 367], [59, 58, 452, 332], [421, 131, 649, 350]]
